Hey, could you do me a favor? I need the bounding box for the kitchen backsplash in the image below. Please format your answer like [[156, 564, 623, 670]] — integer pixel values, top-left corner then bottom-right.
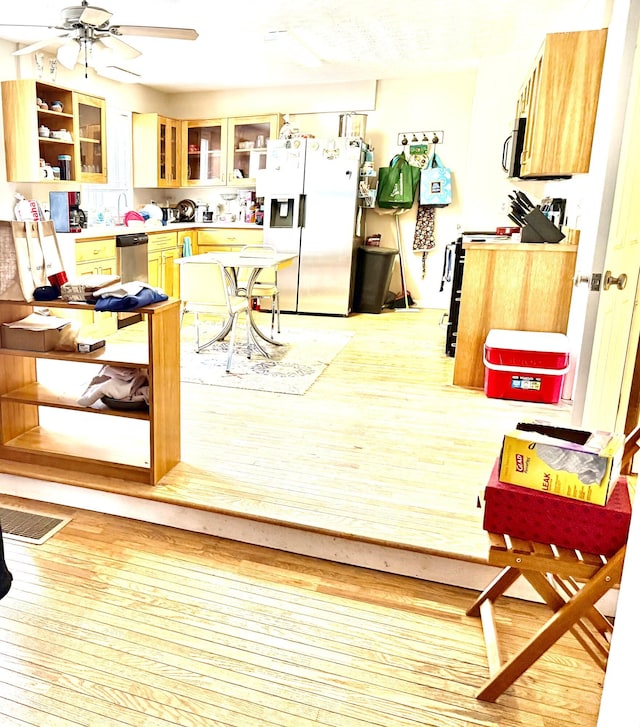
[[3, 184, 258, 228]]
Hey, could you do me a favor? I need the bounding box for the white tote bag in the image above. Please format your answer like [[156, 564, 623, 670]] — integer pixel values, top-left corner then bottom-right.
[[0, 220, 65, 302]]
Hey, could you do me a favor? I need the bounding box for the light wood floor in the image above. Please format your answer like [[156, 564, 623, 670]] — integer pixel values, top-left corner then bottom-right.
[[0, 307, 572, 563], [0, 497, 604, 726]]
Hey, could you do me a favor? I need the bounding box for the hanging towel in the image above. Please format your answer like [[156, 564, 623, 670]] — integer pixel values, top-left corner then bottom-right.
[[413, 205, 436, 278]]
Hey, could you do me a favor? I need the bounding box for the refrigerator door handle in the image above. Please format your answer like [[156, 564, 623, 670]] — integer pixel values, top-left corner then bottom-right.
[[298, 194, 306, 228]]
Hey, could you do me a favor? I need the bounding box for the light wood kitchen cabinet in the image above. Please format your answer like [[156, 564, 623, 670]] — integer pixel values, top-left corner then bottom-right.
[[75, 92, 107, 184], [1, 80, 78, 183], [147, 231, 181, 297], [73, 237, 118, 337], [75, 237, 117, 271], [227, 115, 281, 186], [452, 243, 578, 389], [516, 29, 607, 178], [181, 114, 281, 187], [132, 113, 182, 187], [182, 118, 227, 185], [194, 227, 263, 254], [0, 297, 180, 485]]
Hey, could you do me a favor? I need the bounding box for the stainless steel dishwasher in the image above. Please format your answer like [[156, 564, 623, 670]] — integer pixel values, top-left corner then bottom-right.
[[115, 232, 149, 328]]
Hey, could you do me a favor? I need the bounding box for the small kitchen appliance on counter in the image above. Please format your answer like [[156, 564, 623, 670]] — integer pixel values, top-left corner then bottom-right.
[[175, 199, 196, 222], [49, 191, 87, 233]]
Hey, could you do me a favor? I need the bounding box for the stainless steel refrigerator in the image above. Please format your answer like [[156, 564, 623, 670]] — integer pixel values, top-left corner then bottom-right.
[[259, 137, 365, 315]]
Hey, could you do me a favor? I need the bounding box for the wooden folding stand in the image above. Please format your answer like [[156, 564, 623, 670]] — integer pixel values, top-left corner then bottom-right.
[[467, 532, 626, 702]]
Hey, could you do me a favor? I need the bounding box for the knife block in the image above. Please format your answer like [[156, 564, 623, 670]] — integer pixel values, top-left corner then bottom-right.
[[522, 208, 565, 243]]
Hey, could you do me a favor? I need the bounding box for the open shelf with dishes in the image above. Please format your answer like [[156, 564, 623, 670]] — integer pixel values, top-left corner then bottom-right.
[[0, 297, 181, 485], [1, 79, 107, 184]]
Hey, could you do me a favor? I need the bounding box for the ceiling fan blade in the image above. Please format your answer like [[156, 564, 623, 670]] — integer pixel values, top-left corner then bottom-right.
[[78, 5, 112, 28], [12, 36, 69, 56], [110, 25, 198, 41], [0, 23, 60, 30], [99, 34, 141, 60]]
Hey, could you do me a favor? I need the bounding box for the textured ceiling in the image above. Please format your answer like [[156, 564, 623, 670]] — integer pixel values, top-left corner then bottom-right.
[[0, 0, 592, 92]]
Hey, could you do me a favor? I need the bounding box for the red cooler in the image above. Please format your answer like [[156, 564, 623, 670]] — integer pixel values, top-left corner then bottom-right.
[[483, 329, 570, 403]]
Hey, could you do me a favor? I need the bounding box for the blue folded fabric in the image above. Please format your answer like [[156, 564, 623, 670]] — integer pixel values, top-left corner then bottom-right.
[[94, 287, 168, 311]]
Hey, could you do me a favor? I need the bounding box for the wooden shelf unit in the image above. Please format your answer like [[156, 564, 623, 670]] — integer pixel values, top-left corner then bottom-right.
[[0, 298, 181, 485], [1, 79, 107, 184]]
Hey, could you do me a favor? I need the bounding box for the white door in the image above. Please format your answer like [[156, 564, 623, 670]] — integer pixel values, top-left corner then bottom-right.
[[580, 18, 640, 432]]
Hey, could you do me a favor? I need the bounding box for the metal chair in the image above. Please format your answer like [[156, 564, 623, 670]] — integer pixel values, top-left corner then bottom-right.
[[178, 259, 250, 372], [236, 245, 281, 338]]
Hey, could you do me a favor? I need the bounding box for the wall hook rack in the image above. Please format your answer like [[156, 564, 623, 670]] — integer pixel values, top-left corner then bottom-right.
[[397, 130, 444, 146]]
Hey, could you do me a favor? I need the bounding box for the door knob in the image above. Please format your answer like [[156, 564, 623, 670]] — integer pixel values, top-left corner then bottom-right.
[[603, 271, 628, 290]]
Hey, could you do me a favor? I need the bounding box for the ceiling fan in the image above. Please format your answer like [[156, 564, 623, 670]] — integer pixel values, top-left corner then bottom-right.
[[0, 1, 198, 78]]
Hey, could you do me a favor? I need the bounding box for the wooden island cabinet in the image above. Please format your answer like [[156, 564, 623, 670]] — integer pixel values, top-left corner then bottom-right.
[[0, 297, 181, 485], [452, 242, 578, 389]]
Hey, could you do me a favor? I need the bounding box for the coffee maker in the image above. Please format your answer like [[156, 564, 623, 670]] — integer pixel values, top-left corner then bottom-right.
[[49, 191, 87, 233]]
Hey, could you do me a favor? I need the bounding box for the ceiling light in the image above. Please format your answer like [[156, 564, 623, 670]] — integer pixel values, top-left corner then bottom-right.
[[56, 38, 81, 70], [89, 39, 115, 66], [55, 34, 139, 82], [264, 30, 323, 68]]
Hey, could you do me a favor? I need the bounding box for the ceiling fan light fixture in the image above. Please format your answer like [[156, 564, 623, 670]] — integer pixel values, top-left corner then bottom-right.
[[264, 30, 323, 68], [56, 38, 81, 69], [89, 38, 115, 66]]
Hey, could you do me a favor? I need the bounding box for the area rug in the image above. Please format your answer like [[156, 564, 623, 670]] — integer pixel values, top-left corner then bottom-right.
[[180, 328, 353, 395]]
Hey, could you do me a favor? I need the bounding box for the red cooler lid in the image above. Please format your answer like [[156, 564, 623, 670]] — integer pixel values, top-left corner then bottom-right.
[[485, 329, 570, 354]]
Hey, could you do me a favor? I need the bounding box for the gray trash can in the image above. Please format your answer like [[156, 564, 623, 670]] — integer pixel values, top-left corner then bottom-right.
[[353, 246, 398, 313]]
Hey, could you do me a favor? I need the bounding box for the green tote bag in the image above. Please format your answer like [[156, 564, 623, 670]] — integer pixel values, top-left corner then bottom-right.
[[376, 154, 421, 209]]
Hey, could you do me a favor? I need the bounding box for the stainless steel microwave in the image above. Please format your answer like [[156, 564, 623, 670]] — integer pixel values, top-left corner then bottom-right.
[[502, 117, 526, 178]]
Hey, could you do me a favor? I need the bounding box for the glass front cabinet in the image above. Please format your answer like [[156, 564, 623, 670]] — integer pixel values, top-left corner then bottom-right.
[[182, 119, 227, 185], [227, 114, 281, 187], [75, 92, 107, 184], [181, 114, 281, 187]]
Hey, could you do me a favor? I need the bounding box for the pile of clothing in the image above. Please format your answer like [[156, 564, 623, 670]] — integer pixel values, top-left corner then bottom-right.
[[78, 365, 149, 407]]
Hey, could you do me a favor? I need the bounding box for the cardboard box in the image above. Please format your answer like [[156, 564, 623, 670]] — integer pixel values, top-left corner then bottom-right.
[[499, 422, 624, 505], [1, 323, 69, 352], [483, 459, 632, 556]]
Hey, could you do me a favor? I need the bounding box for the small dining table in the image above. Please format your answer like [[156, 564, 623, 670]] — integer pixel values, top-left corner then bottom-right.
[[177, 249, 297, 352]]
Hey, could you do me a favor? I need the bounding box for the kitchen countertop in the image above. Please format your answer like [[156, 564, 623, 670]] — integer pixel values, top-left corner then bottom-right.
[[462, 242, 577, 251], [65, 221, 263, 241]]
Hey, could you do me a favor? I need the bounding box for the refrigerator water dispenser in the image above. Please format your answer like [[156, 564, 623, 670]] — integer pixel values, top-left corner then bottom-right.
[[270, 198, 294, 227]]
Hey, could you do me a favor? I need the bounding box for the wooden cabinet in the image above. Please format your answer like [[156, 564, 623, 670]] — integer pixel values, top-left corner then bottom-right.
[[75, 92, 107, 183], [75, 237, 117, 273], [182, 118, 227, 185], [516, 29, 607, 178], [227, 115, 281, 187], [147, 231, 181, 297], [1, 80, 77, 183], [181, 114, 281, 187], [0, 297, 181, 485], [132, 113, 182, 187], [452, 243, 578, 389], [194, 227, 263, 254], [73, 237, 118, 337]]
